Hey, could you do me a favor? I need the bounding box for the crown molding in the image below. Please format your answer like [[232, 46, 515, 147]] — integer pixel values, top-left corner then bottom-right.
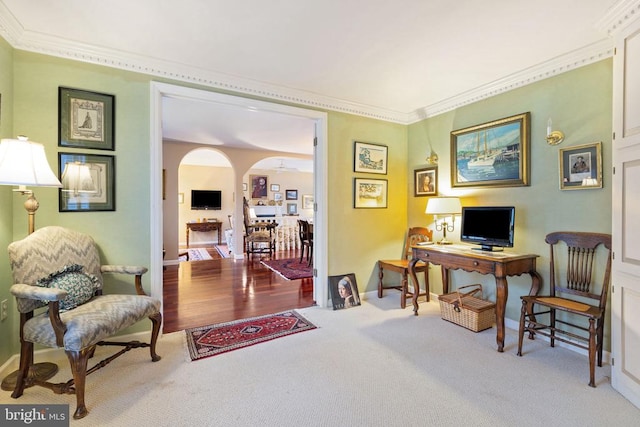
[[595, 0, 640, 36], [408, 38, 614, 123], [0, 2, 618, 125]]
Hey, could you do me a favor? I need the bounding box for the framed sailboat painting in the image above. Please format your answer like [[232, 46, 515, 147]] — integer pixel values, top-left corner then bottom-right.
[[450, 112, 530, 188]]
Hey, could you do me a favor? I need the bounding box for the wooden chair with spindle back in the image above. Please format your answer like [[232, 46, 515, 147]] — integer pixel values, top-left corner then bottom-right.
[[517, 231, 612, 387]]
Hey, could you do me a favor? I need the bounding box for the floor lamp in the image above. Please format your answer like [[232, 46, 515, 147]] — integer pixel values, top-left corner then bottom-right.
[[0, 136, 62, 391]]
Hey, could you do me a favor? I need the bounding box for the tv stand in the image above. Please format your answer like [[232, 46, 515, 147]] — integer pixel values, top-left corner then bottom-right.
[[472, 245, 503, 252]]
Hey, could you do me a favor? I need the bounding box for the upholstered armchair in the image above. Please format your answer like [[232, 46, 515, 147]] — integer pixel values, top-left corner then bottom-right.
[[4, 226, 161, 419]]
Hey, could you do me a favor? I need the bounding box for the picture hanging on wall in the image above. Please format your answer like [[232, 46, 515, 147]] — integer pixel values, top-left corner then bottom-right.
[[559, 142, 602, 190], [58, 152, 115, 212], [450, 112, 530, 188], [59, 87, 115, 150]]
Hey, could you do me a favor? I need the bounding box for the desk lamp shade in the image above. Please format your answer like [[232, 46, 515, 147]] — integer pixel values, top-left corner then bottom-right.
[[425, 197, 461, 245]]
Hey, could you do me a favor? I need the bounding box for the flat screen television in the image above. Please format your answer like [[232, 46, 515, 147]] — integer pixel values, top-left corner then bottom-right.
[[191, 190, 222, 210], [460, 206, 515, 251]]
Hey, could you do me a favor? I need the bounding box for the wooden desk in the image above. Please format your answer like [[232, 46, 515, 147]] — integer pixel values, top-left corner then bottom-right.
[[409, 244, 541, 352], [186, 221, 222, 247]]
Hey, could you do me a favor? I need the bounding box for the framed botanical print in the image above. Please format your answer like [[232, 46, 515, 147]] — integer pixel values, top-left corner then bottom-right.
[[58, 152, 115, 211], [59, 87, 115, 150]]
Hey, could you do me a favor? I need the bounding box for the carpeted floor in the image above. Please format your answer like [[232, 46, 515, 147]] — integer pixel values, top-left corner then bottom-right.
[[184, 310, 316, 360], [1, 295, 638, 426], [260, 257, 313, 280]]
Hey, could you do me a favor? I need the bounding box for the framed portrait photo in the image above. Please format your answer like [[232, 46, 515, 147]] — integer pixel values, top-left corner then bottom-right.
[[414, 167, 437, 196], [59, 87, 115, 150], [250, 174, 268, 199], [451, 112, 530, 188], [354, 141, 388, 174], [354, 178, 387, 208], [58, 152, 115, 212], [559, 142, 602, 190]]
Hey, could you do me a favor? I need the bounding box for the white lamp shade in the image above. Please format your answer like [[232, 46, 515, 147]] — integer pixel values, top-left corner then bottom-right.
[[61, 162, 96, 193], [425, 197, 462, 215], [0, 137, 62, 187]]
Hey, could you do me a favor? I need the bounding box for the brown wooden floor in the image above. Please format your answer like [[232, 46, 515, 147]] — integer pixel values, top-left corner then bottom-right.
[[162, 247, 315, 333]]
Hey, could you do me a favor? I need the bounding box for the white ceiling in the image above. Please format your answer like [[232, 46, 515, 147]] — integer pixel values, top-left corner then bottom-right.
[[0, 0, 623, 169]]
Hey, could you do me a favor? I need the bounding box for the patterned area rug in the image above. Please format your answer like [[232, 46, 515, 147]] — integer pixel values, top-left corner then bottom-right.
[[214, 244, 230, 258], [184, 310, 317, 361], [179, 248, 214, 262], [260, 258, 313, 280]]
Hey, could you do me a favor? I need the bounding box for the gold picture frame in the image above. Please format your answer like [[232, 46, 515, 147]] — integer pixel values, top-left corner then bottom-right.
[[559, 142, 602, 190], [451, 112, 530, 188]]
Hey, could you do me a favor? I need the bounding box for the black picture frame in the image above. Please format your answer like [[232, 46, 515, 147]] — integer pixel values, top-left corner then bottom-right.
[[328, 273, 361, 310], [354, 178, 387, 208], [58, 152, 115, 212], [354, 141, 388, 174], [451, 112, 530, 188], [59, 87, 115, 150], [414, 166, 438, 196], [286, 189, 298, 200]]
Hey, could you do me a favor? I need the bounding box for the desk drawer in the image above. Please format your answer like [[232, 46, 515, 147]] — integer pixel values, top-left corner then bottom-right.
[[419, 251, 495, 274]]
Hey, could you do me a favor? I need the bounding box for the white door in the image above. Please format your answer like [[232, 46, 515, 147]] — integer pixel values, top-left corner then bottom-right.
[[611, 19, 640, 408]]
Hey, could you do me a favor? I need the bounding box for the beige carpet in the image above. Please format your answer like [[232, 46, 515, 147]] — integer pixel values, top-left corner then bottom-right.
[[1, 294, 638, 426]]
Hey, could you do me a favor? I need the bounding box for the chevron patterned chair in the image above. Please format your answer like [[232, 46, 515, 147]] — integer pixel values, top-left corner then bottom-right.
[[4, 226, 161, 419]]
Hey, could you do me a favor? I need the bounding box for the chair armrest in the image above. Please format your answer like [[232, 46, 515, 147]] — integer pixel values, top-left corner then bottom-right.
[[100, 265, 149, 296], [10, 283, 68, 301], [101, 265, 148, 275]]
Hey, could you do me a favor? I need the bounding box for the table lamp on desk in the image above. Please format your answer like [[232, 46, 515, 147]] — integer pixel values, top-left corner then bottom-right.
[[425, 197, 461, 245]]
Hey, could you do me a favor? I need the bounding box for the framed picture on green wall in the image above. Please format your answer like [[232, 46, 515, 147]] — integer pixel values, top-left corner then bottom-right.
[[58, 152, 115, 212], [559, 141, 602, 190], [59, 87, 115, 150], [450, 112, 530, 188]]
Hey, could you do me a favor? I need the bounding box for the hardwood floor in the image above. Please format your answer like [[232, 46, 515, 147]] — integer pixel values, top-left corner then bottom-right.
[[162, 247, 315, 333]]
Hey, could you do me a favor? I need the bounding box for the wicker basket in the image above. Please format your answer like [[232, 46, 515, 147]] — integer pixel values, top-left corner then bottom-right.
[[439, 284, 495, 332]]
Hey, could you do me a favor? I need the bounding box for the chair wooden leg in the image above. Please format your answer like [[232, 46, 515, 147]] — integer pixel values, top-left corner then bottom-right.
[[400, 271, 407, 309], [377, 263, 384, 298], [66, 347, 94, 419], [588, 318, 597, 387], [517, 300, 526, 357], [550, 308, 556, 347], [308, 244, 313, 266], [149, 312, 162, 362], [596, 318, 604, 367], [10, 340, 33, 398]]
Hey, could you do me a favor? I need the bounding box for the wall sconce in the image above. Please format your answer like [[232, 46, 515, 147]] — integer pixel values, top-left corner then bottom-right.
[[546, 117, 564, 145], [425, 197, 462, 245]]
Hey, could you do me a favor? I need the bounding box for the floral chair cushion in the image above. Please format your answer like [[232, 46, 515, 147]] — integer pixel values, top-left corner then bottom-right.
[[35, 264, 100, 311]]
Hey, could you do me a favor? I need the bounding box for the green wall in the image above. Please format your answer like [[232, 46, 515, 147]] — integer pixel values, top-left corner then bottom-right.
[[408, 59, 613, 342], [0, 36, 15, 365], [0, 39, 614, 366]]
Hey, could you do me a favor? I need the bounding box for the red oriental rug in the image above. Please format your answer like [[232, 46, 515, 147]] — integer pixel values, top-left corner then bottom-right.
[[184, 310, 317, 361], [260, 258, 313, 280]]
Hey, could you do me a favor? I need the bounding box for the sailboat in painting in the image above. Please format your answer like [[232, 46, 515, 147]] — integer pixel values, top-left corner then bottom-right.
[[467, 130, 497, 169]]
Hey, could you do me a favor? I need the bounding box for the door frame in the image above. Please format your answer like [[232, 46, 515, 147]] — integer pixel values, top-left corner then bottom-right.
[[149, 82, 329, 312]]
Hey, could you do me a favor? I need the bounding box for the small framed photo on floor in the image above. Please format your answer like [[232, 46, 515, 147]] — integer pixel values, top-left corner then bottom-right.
[[328, 273, 361, 310]]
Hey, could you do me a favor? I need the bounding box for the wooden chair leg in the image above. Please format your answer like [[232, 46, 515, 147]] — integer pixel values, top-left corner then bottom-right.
[[588, 318, 597, 387], [66, 347, 94, 419], [517, 300, 526, 357], [10, 340, 33, 398], [149, 312, 162, 362], [400, 271, 407, 309]]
